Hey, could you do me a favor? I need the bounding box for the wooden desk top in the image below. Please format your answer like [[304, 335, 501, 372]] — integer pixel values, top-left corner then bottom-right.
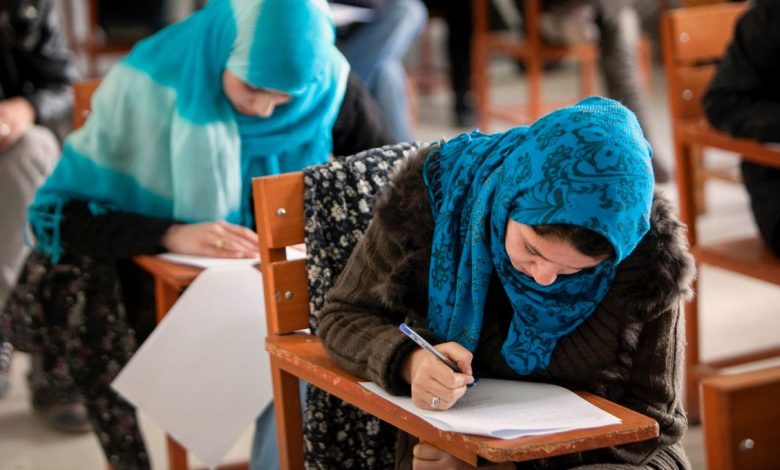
[[266, 334, 659, 465], [134, 255, 203, 290]]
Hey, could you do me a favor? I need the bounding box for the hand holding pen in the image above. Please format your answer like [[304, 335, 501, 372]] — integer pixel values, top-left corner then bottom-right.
[[399, 323, 474, 411]]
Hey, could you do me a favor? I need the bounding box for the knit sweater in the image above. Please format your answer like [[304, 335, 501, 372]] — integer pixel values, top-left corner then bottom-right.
[[318, 146, 696, 469]]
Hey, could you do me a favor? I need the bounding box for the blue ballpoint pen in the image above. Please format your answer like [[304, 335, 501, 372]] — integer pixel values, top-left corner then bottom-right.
[[399, 323, 461, 373]]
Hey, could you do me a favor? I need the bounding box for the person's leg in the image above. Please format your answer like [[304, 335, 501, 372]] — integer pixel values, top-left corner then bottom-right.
[[373, 60, 415, 142], [249, 380, 307, 470], [442, 0, 475, 126], [741, 160, 780, 257], [17, 254, 152, 468], [595, 2, 670, 182], [338, 0, 427, 90], [338, 0, 427, 141], [0, 126, 59, 310], [0, 126, 59, 400]]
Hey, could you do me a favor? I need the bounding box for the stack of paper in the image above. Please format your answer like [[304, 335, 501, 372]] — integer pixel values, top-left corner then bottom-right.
[[360, 379, 620, 439]]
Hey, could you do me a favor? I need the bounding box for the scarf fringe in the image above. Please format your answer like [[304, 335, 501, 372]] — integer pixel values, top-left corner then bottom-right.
[[28, 200, 65, 264]]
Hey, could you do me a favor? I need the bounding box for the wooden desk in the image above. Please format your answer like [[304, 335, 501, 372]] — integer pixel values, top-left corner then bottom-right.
[[267, 333, 659, 466]]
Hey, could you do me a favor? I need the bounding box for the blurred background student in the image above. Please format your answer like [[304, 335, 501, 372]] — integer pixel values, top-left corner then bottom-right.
[[703, 0, 780, 257], [1, 0, 393, 467], [0, 0, 86, 433]]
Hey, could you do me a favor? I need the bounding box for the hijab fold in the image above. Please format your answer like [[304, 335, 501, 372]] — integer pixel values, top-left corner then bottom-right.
[[423, 97, 654, 375], [29, 0, 348, 261]]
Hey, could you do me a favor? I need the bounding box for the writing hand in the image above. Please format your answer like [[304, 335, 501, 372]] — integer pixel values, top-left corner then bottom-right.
[[0, 98, 36, 152], [413, 443, 514, 469], [161, 220, 258, 258], [401, 341, 474, 411]]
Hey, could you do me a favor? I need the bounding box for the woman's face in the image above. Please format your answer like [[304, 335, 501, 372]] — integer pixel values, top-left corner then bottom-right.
[[504, 220, 606, 286], [222, 71, 292, 118]]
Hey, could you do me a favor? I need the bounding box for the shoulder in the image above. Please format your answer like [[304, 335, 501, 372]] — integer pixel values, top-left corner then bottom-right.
[[608, 192, 696, 319], [371, 142, 439, 238]]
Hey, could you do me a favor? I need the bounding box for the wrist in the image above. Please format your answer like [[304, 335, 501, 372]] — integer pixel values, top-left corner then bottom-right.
[[161, 224, 182, 250]]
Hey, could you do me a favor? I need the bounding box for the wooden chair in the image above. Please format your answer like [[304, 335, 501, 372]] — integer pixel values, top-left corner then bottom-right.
[[71, 79, 246, 470], [252, 171, 660, 469], [660, 2, 780, 422], [471, 0, 598, 129], [700, 364, 780, 470], [470, 0, 653, 130]]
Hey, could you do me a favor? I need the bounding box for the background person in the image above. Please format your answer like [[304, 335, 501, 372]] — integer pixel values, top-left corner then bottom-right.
[[1, 0, 393, 467], [0, 0, 87, 433], [703, 0, 780, 257]]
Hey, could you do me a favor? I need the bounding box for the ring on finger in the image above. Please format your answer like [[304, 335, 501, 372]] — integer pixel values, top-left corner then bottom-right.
[[430, 395, 440, 410], [0, 123, 10, 137], [214, 238, 226, 250]]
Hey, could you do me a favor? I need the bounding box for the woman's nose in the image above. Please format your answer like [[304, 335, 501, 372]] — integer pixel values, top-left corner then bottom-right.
[[256, 100, 276, 118], [529, 262, 558, 286]]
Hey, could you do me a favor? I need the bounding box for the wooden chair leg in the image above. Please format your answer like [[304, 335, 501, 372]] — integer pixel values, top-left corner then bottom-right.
[[271, 363, 304, 470], [692, 148, 707, 215], [684, 285, 701, 424], [167, 436, 189, 470]]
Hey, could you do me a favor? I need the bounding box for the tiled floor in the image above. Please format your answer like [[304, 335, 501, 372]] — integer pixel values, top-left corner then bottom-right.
[[3, 53, 780, 470]]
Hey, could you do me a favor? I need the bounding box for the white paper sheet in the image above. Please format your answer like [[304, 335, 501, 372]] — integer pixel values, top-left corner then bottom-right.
[[360, 379, 621, 439], [157, 252, 260, 269], [158, 245, 305, 269], [112, 265, 270, 469], [330, 3, 375, 26]]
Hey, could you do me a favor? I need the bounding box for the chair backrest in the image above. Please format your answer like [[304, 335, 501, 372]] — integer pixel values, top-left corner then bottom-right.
[[701, 365, 780, 470], [661, 2, 747, 122], [72, 78, 102, 129], [252, 172, 310, 335]]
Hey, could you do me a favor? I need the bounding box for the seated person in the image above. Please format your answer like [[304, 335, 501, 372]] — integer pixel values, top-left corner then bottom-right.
[[0, 0, 86, 432], [317, 96, 694, 468], [333, 0, 427, 142], [703, 0, 780, 257], [1, 0, 392, 467]]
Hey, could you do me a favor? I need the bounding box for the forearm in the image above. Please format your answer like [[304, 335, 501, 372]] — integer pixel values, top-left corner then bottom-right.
[[318, 220, 428, 394], [57, 200, 175, 258]]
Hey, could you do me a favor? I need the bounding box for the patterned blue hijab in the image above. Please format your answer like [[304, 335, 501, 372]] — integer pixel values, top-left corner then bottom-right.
[[422, 97, 654, 375], [29, 0, 348, 261]]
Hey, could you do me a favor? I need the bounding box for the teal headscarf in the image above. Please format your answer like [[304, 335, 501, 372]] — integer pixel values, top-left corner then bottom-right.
[[29, 0, 348, 261], [423, 97, 654, 376]]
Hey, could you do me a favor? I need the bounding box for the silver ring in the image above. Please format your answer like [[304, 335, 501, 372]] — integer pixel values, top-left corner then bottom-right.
[[0, 123, 10, 137], [430, 395, 440, 410], [214, 238, 225, 250]]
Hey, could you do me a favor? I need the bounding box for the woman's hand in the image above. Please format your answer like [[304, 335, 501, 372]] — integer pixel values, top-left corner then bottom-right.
[[413, 443, 514, 469], [401, 341, 474, 411], [161, 220, 258, 258]]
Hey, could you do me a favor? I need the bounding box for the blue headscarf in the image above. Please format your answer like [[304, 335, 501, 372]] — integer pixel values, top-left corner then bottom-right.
[[423, 97, 654, 376], [29, 0, 348, 261]]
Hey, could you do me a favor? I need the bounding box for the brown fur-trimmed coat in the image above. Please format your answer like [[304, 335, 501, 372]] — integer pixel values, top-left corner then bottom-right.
[[318, 146, 696, 469]]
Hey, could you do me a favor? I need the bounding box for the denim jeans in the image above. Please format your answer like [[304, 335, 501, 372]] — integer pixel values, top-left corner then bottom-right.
[[338, 0, 427, 142], [249, 379, 308, 470]]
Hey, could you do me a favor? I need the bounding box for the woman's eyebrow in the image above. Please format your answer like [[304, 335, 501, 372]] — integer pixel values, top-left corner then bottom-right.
[[524, 239, 591, 271]]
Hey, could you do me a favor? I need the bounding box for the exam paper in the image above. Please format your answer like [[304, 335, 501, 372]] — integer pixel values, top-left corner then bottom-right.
[[112, 265, 270, 469], [360, 379, 621, 439], [158, 245, 305, 269]]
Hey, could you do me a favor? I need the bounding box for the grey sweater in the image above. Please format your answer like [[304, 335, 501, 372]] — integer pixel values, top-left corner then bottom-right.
[[318, 147, 695, 469]]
